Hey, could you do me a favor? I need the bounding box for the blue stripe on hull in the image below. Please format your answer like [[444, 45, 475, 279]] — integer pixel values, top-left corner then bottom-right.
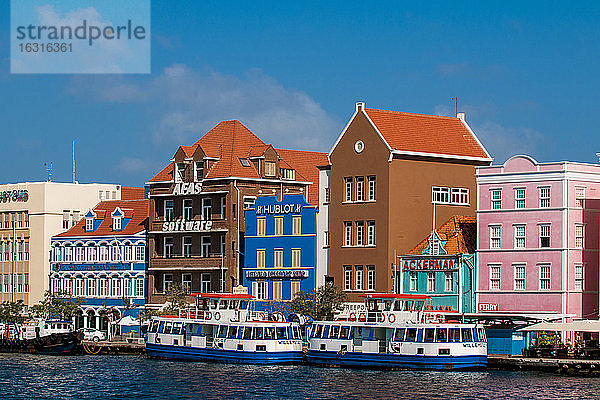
[[306, 350, 487, 370], [146, 343, 303, 365]]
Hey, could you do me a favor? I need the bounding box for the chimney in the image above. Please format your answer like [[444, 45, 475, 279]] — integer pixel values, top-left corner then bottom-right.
[[356, 102, 365, 112], [456, 112, 466, 121]]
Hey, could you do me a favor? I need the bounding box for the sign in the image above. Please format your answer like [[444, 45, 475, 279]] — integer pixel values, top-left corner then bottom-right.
[[233, 285, 248, 294], [245, 269, 309, 279], [401, 256, 459, 271], [53, 263, 133, 272], [479, 303, 499, 312], [256, 203, 303, 215], [162, 220, 213, 232], [342, 302, 366, 313], [0, 189, 28, 203], [171, 182, 202, 196]]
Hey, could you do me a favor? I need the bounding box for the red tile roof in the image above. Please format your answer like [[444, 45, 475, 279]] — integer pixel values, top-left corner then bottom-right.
[[408, 215, 476, 255], [364, 108, 490, 160], [121, 186, 145, 200], [276, 148, 328, 205], [55, 199, 149, 238]]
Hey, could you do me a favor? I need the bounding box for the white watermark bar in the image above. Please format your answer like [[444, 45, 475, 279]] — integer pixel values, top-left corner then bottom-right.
[[10, 0, 150, 74]]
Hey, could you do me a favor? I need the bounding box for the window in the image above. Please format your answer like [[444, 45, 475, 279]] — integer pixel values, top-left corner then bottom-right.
[[490, 225, 501, 249], [429, 235, 440, 255], [163, 274, 173, 293], [253, 281, 268, 300], [324, 187, 330, 203], [182, 273, 192, 291], [195, 161, 204, 181], [355, 266, 363, 291], [489, 265, 500, 290], [220, 197, 226, 219], [164, 237, 174, 258], [345, 177, 352, 202], [175, 163, 185, 182], [239, 158, 251, 167], [24, 212, 29, 228], [112, 278, 122, 297], [575, 224, 584, 248], [244, 197, 256, 210], [183, 199, 193, 221], [136, 278, 144, 297], [514, 225, 525, 248], [88, 279, 96, 297], [356, 177, 364, 201], [63, 210, 70, 229], [23, 242, 29, 261], [367, 221, 375, 246], [539, 264, 550, 290], [291, 280, 301, 298], [86, 245, 97, 262], [220, 235, 226, 256], [124, 278, 132, 297], [451, 188, 469, 205], [540, 187, 550, 208], [291, 249, 301, 268], [123, 246, 132, 262], [75, 279, 85, 296], [344, 222, 352, 246], [76, 247, 85, 262], [264, 161, 276, 177], [427, 272, 435, 292], [274, 249, 283, 268], [356, 221, 364, 246], [368, 176, 376, 201], [183, 236, 192, 257], [514, 265, 525, 290], [281, 168, 295, 180], [17, 213, 23, 228], [257, 218, 266, 236], [135, 246, 145, 262], [99, 246, 109, 262], [111, 245, 122, 262], [273, 280, 282, 300], [292, 216, 301, 235], [575, 264, 584, 291], [575, 187, 585, 208], [113, 216, 121, 231], [64, 246, 73, 262], [344, 266, 352, 291], [201, 273, 211, 293], [324, 231, 330, 247], [445, 272, 453, 292], [515, 188, 526, 209], [202, 198, 212, 221], [432, 187, 450, 203], [274, 217, 284, 236], [201, 236, 211, 257], [256, 250, 265, 268], [99, 279, 108, 296], [164, 200, 174, 221], [539, 224, 550, 248], [85, 218, 94, 232], [409, 272, 418, 291], [367, 266, 375, 291]]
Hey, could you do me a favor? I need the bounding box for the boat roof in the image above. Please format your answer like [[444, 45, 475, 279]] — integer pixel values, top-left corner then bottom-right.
[[358, 293, 431, 300], [190, 293, 255, 299]]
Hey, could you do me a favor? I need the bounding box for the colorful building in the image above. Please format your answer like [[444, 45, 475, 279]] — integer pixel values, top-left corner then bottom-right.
[[398, 216, 476, 314], [242, 194, 317, 302], [145, 120, 328, 306], [50, 193, 148, 335], [328, 102, 492, 300], [476, 155, 600, 320]]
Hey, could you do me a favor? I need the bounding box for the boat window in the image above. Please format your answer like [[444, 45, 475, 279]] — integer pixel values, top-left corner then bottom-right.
[[164, 321, 173, 334], [276, 327, 288, 339], [243, 327, 252, 340], [449, 328, 461, 342], [405, 328, 417, 342], [394, 328, 405, 341], [218, 325, 228, 338], [424, 328, 435, 343], [340, 326, 351, 340], [314, 325, 323, 338], [321, 325, 330, 339], [157, 321, 165, 334], [292, 327, 301, 340], [477, 327, 486, 342], [173, 322, 183, 335], [229, 300, 239, 309], [383, 300, 393, 311], [461, 328, 473, 342], [219, 300, 228, 310], [329, 325, 340, 339], [211, 299, 219, 308], [393, 300, 403, 311], [253, 327, 264, 340], [264, 327, 275, 340], [150, 320, 160, 333], [228, 326, 238, 339], [415, 301, 424, 311], [239, 301, 249, 310], [404, 301, 413, 311], [435, 328, 448, 342]]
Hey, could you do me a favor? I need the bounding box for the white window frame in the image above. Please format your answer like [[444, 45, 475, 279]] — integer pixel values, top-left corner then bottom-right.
[[257, 217, 266, 236], [367, 266, 375, 291], [163, 273, 173, 293], [164, 237, 174, 258], [164, 200, 174, 221], [432, 186, 450, 204], [182, 236, 192, 257], [575, 223, 585, 248], [539, 186, 550, 208], [515, 187, 526, 209], [201, 236, 211, 257], [344, 177, 352, 202], [182, 273, 192, 291], [539, 224, 550, 248], [274, 249, 284, 268], [175, 163, 185, 182], [291, 249, 301, 268], [274, 217, 284, 236], [490, 225, 501, 249], [368, 176, 376, 201], [356, 221, 364, 246], [514, 225, 526, 249], [491, 189, 502, 210], [450, 188, 469, 205], [201, 273, 211, 293], [183, 199, 193, 221], [574, 263, 584, 291], [539, 264, 551, 290], [427, 272, 435, 292], [489, 265, 501, 291], [344, 266, 352, 291], [514, 264, 525, 291], [355, 266, 363, 291], [356, 176, 365, 202], [136, 278, 145, 297], [409, 272, 418, 291], [444, 272, 453, 292], [344, 222, 352, 246], [575, 186, 585, 208], [256, 250, 265, 268], [292, 216, 301, 236]]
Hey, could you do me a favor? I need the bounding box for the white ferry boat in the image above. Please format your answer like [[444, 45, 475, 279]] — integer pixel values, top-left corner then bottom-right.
[[146, 293, 304, 364], [306, 294, 487, 370]]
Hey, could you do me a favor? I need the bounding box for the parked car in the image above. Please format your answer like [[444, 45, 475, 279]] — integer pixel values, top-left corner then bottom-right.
[[79, 328, 106, 342]]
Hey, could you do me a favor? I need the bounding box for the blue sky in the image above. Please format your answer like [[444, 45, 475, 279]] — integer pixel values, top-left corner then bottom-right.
[[1, 1, 600, 186]]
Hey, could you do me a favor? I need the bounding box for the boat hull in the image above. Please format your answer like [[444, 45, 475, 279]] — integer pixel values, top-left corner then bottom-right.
[[0, 332, 82, 355], [146, 342, 303, 364], [306, 350, 487, 370]]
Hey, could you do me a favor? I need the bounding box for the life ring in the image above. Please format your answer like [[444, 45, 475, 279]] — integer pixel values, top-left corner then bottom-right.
[[214, 312, 221, 321], [205, 311, 212, 320], [358, 313, 366, 322], [258, 312, 266, 320], [378, 313, 386, 323], [349, 313, 357, 322], [388, 314, 396, 323]]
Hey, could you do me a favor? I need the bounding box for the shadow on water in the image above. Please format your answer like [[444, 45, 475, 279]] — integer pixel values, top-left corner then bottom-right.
[[0, 354, 598, 399]]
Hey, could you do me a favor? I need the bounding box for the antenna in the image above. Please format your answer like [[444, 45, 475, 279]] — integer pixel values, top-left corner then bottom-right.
[[450, 97, 458, 116], [44, 162, 53, 182], [72, 140, 76, 184]]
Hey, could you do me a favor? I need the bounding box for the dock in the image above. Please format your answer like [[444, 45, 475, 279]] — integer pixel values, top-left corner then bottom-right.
[[81, 340, 145, 355], [489, 355, 600, 375]]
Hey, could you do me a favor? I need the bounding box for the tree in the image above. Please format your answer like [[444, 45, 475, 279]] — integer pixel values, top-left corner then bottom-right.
[[0, 300, 26, 324], [289, 283, 347, 320], [30, 290, 84, 320], [161, 284, 191, 316]]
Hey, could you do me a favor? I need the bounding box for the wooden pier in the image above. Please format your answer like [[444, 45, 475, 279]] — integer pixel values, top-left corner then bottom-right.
[[81, 340, 145, 355], [489, 355, 600, 375]]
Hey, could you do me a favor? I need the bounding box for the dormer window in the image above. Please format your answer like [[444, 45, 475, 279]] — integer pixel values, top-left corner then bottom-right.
[[264, 161, 276, 177], [239, 158, 251, 167], [194, 161, 204, 181], [84, 210, 96, 232], [111, 208, 124, 231], [175, 163, 186, 182], [281, 168, 295, 180]]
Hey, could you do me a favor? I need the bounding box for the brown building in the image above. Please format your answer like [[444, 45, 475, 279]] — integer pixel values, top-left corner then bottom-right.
[[146, 120, 327, 306], [328, 102, 492, 300]]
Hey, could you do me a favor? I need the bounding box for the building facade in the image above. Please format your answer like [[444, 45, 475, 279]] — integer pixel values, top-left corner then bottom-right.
[[316, 165, 331, 287], [398, 216, 476, 314], [242, 194, 317, 302], [50, 197, 148, 335], [476, 155, 600, 320], [0, 182, 126, 307], [328, 102, 492, 300], [146, 120, 327, 306]]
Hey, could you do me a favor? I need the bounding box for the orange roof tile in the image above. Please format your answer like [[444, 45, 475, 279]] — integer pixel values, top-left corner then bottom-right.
[[364, 108, 490, 160], [149, 163, 173, 182], [121, 186, 145, 200], [408, 215, 476, 255], [276, 148, 328, 206]]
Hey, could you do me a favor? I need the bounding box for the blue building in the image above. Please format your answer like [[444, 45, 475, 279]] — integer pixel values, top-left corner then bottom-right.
[[50, 196, 148, 337], [243, 194, 317, 306]]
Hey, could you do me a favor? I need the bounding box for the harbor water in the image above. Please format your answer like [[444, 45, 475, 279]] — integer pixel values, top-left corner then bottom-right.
[[0, 354, 599, 399]]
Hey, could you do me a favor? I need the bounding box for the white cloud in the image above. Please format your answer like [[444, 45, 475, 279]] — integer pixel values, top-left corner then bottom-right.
[[473, 121, 548, 163], [117, 157, 150, 174]]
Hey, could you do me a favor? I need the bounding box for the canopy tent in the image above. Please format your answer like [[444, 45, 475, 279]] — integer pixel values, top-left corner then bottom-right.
[[118, 316, 139, 326], [519, 320, 600, 333]]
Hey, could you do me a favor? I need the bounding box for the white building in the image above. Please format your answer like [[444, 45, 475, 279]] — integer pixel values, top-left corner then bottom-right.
[[316, 165, 331, 287]]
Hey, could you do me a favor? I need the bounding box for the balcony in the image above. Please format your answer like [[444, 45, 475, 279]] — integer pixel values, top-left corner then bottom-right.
[[150, 218, 228, 233], [149, 253, 225, 270]]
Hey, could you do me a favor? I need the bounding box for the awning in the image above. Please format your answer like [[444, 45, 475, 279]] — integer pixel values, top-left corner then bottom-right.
[[518, 320, 600, 332], [118, 316, 139, 326]]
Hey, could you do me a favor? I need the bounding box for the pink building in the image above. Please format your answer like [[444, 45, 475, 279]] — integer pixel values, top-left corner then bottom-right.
[[476, 155, 600, 320]]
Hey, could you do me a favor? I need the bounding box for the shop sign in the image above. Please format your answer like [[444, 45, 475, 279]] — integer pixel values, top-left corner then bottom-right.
[[0, 189, 28, 203], [342, 302, 367, 313], [233, 285, 249, 294], [171, 182, 202, 196], [53, 263, 131, 272], [245, 269, 309, 279], [479, 303, 499, 312], [162, 219, 213, 232], [256, 203, 302, 215], [401, 257, 458, 271]]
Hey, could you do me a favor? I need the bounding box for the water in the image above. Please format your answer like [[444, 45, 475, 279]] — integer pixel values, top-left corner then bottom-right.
[[0, 354, 598, 399]]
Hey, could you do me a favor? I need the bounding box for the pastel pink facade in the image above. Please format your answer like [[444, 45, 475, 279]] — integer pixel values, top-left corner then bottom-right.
[[476, 155, 600, 319]]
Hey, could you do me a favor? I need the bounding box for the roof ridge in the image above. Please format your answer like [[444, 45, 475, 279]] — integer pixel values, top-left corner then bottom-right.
[[365, 108, 459, 120]]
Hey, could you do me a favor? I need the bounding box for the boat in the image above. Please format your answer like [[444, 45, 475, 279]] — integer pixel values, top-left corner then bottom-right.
[[0, 320, 82, 355], [306, 293, 487, 370], [145, 293, 304, 364]]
